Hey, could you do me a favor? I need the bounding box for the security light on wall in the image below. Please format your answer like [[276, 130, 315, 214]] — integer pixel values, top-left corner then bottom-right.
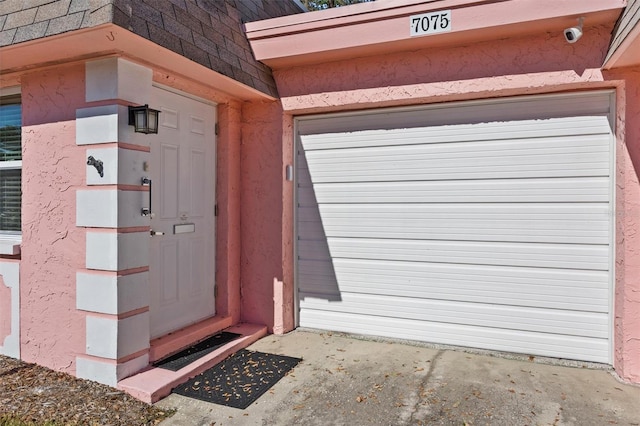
[[564, 17, 584, 44], [128, 104, 160, 134]]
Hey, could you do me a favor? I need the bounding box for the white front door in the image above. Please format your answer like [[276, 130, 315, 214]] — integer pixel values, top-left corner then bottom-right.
[[149, 86, 216, 338]]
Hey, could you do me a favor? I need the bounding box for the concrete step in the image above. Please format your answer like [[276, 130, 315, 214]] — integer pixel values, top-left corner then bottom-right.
[[118, 323, 268, 403]]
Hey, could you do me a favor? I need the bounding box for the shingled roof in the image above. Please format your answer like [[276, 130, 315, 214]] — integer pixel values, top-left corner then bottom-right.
[[0, 0, 303, 97]]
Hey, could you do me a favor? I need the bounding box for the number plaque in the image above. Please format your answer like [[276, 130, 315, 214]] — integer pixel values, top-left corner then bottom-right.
[[410, 10, 452, 37]]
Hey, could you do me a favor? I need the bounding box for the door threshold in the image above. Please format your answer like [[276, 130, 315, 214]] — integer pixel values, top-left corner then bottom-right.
[[118, 323, 268, 403], [149, 315, 233, 363]]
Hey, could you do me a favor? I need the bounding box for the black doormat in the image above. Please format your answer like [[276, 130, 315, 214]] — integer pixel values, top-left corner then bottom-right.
[[172, 349, 302, 409], [154, 332, 241, 371]]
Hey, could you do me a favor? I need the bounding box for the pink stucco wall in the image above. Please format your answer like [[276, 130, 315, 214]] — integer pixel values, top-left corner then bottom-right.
[[607, 66, 640, 382], [274, 24, 615, 113], [266, 22, 640, 382], [215, 101, 243, 323], [20, 65, 86, 373], [239, 101, 287, 331]]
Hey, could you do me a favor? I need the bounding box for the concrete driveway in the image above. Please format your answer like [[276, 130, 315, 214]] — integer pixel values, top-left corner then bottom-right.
[[156, 330, 640, 425]]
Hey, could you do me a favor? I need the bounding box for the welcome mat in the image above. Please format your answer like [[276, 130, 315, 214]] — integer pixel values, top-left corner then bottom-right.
[[172, 349, 302, 409], [155, 332, 241, 371]]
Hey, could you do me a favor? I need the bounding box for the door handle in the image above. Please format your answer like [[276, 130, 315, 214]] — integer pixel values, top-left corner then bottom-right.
[[141, 177, 152, 216], [150, 230, 164, 236]]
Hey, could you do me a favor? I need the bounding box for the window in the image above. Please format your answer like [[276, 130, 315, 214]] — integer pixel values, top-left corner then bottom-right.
[[0, 92, 21, 234]]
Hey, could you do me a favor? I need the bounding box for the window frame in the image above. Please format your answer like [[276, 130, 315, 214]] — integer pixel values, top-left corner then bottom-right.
[[0, 86, 22, 255]]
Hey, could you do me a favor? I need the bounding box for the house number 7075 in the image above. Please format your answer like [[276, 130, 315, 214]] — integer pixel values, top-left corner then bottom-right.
[[410, 10, 452, 36]]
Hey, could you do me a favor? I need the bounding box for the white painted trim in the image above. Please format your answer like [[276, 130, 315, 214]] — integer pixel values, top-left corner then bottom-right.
[[86, 232, 149, 271], [76, 353, 149, 387], [86, 58, 152, 104], [0, 86, 20, 96], [77, 189, 119, 227], [85, 312, 149, 359], [76, 104, 151, 147], [85, 147, 150, 186], [152, 82, 218, 107], [76, 357, 118, 387], [293, 119, 300, 328], [76, 105, 119, 145], [77, 189, 150, 228], [0, 261, 20, 358], [607, 90, 617, 365], [0, 236, 20, 255], [0, 160, 21, 170], [76, 271, 149, 315]]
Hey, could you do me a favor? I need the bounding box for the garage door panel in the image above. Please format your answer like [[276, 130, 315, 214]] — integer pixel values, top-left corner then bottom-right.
[[327, 258, 609, 312], [303, 133, 610, 183], [305, 155, 609, 185], [298, 310, 610, 363], [316, 204, 609, 244], [303, 133, 609, 159], [300, 116, 612, 150], [309, 178, 610, 204], [324, 238, 609, 270], [297, 92, 612, 136], [306, 166, 609, 183], [300, 293, 609, 338]]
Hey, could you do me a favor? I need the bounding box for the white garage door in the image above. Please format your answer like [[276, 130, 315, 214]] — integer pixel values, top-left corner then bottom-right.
[[296, 91, 614, 363]]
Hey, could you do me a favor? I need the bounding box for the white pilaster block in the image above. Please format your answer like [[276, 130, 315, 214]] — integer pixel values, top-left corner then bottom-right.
[[0, 261, 19, 359], [86, 313, 150, 359], [77, 271, 149, 315], [86, 316, 118, 359], [116, 352, 150, 381], [86, 147, 150, 186], [76, 357, 118, 387], [76, 104, 150, 147], [76, 105, 119, 145], [77, 272, 117, 313], [77, 190, 150, 228], [86, 232, 149, 271], [86, 58, 152, 105], [86, 146, 118, 184], [77, 189, 118, 227], [119, 312, 150, 358], [76, 353, 149, 387]]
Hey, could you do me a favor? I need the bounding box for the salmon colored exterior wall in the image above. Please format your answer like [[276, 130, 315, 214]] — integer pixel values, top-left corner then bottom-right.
[[263, 23, 640, 383], [215, 101, 243, 324], [239, 101, 284, 331], [20, 64, 87, 373], [606, 66, 640, 382]]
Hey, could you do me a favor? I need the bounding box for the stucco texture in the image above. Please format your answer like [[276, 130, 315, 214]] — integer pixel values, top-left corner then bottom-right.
[[20, 64, 86, 373], [608, 66, 640, 383], [268, 22, 640, 382], [240, 101, 288, 331], [215, 101, 242, 323], [274, 24, 615, 114]]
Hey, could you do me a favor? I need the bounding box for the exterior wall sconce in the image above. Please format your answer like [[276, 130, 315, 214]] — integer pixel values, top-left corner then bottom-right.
[[128, 104, 161, 134]]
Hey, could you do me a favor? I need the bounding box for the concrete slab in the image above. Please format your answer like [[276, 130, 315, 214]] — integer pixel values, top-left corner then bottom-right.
[[156, 330, 640, 425]]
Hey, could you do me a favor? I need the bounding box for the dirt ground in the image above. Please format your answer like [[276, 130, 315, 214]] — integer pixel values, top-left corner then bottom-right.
[[0, 355, 172, 426]]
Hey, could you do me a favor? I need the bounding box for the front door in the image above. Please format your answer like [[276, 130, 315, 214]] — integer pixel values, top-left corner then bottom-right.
[[149, 86, 216, 338]]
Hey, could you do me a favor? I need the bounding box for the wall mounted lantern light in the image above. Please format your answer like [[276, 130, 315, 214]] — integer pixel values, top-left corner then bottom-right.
[[128, 104, 161, 134]]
